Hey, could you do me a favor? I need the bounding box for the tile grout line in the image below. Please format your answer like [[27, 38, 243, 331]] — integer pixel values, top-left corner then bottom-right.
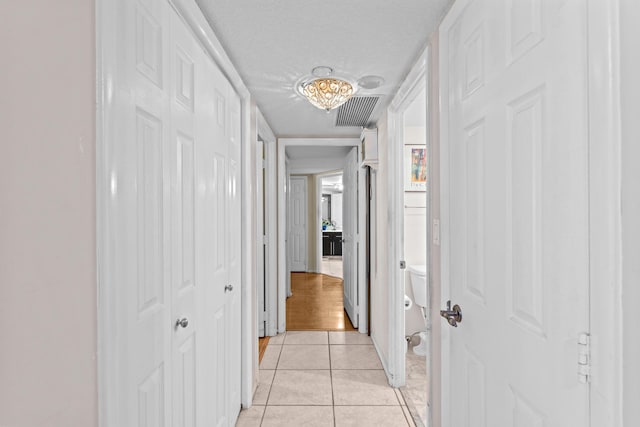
[[329, 332, 337, 427], [259, 332, 284, 426]]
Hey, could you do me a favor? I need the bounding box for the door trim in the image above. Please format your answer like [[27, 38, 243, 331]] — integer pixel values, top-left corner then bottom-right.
[[587, 0, 623, 425], [386, 46, 430, 391], [276, 138, 362, 333], [96, 1, 258, 423], [257, 109, 278, 337]]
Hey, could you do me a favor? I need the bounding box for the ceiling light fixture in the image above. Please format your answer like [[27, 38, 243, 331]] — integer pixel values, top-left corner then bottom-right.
[[298, 78, 355, 112]]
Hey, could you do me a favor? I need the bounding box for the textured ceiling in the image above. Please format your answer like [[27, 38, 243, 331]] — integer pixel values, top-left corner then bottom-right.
[[286, 146, 352, 160], [196, 0, 452, 138]]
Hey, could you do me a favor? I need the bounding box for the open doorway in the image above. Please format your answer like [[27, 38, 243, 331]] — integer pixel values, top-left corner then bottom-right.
[[275, 139, 366, 334], [399, 81, 428, 426], [320, 173, 343, 279]]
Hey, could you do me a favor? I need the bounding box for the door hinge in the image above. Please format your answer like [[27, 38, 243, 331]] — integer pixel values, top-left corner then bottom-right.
[[263, 234, 268, 245], [262, 159, 266, 169], [578, 332, 591, 384]]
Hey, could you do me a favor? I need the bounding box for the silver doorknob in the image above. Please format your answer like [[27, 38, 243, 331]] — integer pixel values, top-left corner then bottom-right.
[[440, 300, 462, 327], [225, 284, 234, 292], [175, 318, 189, 329]]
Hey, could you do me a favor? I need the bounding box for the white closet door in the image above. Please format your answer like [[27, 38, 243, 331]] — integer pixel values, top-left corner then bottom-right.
[[169, 9, 200, 427], [200, 50, 242, 426], [107, 1, 243, 426], [112, 0, 172, 424]]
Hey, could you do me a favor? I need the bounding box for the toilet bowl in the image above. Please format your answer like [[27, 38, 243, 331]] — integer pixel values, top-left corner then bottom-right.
[[408, 265, 428, 356]]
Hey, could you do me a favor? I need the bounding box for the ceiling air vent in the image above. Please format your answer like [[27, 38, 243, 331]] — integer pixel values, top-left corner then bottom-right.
[[335, 96, 380, 127]]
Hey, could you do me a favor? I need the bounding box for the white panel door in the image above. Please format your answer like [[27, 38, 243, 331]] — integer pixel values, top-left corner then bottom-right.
[[169, 10, 200, 427], [289, 176, 307, 272], [199, 49, 242, 427], [440, 0, 590, 426], [342, 147, 358, 327], [225, 78, 243, 424], [108, 1, 242, 426], [112, 0, 172, 424]]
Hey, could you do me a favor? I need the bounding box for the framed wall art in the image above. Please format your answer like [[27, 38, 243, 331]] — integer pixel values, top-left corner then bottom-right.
[[404, 145, 427, 191]]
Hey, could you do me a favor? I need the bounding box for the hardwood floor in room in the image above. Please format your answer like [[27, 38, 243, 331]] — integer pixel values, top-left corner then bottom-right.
[[286, 272, 356, 331], [258, 336, 270, 364]]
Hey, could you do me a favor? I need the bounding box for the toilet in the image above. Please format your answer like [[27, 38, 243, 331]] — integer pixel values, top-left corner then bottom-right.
[[407, 265, 428, 356]]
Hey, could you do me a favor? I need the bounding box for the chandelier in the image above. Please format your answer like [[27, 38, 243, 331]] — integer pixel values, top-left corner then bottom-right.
[[299, 78, 354, 111]]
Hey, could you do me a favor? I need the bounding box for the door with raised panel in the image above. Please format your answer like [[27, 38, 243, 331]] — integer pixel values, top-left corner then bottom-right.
[[169, 10, 200, 427], [289, 176, 308, 272], [111, 0, 172, 424], [107, 1, 242, 426], [200, 49, 242, 426], [440, 0, 590, 425]]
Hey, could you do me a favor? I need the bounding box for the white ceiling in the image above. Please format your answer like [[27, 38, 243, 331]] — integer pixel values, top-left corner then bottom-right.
[[286, 145, 352, 160], [196, 0, 452, 138]]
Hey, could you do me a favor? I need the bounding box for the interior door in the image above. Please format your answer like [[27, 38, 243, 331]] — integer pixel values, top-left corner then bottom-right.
[[112, 0, 172, 424], [289, 176, 308, 272], [201, 51, 242, 426], [108, 1, 242, 425], [170, 9, 200, 427], [440, 0, 590, 426], [342, 147, 358, 327]]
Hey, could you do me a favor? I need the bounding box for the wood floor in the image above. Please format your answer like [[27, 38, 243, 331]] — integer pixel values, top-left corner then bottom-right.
[[286, 272, 356, 331], [258, 336, 269, 363]]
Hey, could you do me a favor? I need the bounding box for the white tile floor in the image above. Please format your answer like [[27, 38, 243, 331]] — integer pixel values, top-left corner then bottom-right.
[[236, 331, 416, 427]]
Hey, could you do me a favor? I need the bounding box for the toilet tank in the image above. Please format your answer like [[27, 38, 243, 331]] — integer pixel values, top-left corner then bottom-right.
[[407, 265, 427, 308]]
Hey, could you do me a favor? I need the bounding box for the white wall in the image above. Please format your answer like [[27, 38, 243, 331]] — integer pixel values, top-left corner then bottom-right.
[[620, 1, 640, 424], [331, 193, 343, 230], [371, 111, 390, 368], [0, 2, 97, 425]]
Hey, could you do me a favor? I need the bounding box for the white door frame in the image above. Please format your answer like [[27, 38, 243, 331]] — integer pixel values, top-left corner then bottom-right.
[[97, 0, 259, 421], [386, 48, 430, 390], [586, 0, 624, 425], [257, 109, 278, 337], [276, 138, 365, 333]]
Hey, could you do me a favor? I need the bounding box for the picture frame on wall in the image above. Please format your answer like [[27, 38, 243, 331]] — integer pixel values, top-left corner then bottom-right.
[[404, 145, 427, 191]]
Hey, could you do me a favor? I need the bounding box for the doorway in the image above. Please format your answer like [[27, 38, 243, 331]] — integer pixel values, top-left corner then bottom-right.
[[276, 138, 366, 334], [320, 172, 344, 279]]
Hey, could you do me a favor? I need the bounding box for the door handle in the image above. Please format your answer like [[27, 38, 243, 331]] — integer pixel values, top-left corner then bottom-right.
[[175, 317, 189, 329], [440, 300, 462, 327], [225, 284, 234, 292]]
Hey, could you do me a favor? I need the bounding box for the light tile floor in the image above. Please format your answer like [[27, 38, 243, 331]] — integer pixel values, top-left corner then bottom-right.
[[236, 331, 416, 427], [400, 347, 428, 427]]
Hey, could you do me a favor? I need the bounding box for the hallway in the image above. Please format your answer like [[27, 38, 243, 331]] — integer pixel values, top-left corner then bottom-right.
[[286, 273, 355, 331], [237, 331, 415, 427]]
